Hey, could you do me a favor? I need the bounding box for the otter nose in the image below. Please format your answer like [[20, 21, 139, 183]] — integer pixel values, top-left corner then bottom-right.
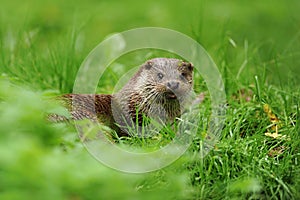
[[167, 81, 179, 90]]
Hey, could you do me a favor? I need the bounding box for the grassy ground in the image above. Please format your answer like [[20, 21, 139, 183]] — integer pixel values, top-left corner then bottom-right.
[[0, 0, 299, 199]]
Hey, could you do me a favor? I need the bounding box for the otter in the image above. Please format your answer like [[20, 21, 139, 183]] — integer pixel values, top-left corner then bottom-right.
[[50, 58, 194, 137]]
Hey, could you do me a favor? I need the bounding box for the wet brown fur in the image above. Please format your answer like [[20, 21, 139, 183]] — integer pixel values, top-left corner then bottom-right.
[[51, 58, 194, 136]]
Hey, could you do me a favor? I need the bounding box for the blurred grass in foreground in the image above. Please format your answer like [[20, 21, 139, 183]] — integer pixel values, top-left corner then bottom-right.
[[0, 78, 192, 199]]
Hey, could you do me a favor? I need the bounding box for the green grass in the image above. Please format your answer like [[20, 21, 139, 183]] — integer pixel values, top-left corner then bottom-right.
[[1, 0, 300, 199]]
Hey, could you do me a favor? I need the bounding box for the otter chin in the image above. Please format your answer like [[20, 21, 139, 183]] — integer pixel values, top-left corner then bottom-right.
[[165, 91, 177, 99], [50, 58, 194, 137]]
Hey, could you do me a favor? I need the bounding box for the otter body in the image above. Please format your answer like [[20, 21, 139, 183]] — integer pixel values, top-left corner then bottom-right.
[[54, 58, 194, 136]]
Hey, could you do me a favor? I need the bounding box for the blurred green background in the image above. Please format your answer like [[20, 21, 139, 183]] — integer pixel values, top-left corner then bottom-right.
[[1, 0, 300, 90], [0, 0, 299, 199]]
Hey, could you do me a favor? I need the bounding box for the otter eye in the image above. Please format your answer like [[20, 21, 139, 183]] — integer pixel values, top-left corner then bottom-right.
[[157, 73, 164, 79], [180, 73, 187, 80]]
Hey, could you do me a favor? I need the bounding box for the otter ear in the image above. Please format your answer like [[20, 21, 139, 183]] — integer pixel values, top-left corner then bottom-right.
[[144, 61, 153, 70], [182, 61, 194, 72], [187, 62, 194, 71]]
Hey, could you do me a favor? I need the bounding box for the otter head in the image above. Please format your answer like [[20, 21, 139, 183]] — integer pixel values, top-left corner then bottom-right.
[[137, 58, 194, 103], [113, 58, 194, 135]]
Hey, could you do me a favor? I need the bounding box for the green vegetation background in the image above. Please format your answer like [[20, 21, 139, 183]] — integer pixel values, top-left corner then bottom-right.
[[0, 0, 299, 199]]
